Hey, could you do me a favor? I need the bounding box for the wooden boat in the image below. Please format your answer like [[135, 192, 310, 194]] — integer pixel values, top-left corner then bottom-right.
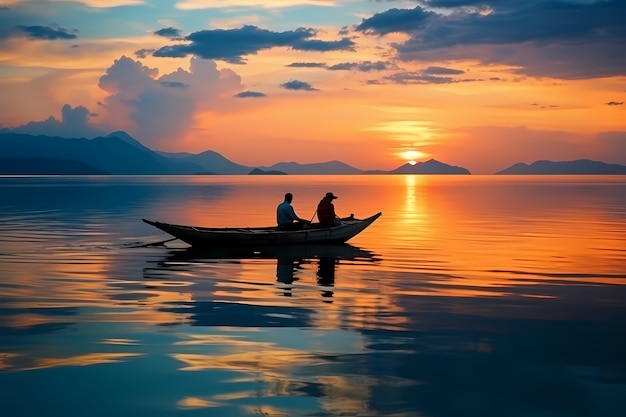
[[142, 212, 381, 247]]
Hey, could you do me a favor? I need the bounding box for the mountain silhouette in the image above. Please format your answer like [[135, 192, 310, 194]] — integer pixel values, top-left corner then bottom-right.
[[262, 160, 362, 174], [496, 159, 626, 174], [0, 132, 172, 174], [4, 131, 626, 175], [249, 168, 287, 175], [157, 150, 250, 174], [385, 159, 470, 174]]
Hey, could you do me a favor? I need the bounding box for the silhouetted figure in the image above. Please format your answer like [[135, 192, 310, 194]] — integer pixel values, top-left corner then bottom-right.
[[277, 192, 309, 230], [317, 192, 341, 228]]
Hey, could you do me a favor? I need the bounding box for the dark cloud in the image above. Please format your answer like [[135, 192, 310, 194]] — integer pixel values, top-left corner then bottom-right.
[[386, 72, 455, 84], [291, 37, 355, 52], [327, 60, 389, 72], [356, 1, 626, 79], [280, 80, 319, 91], [154, 27, 182, 39], [160, 81, 188, 88], [135, 48, 156, 59], [605, 101, 623, 106], [356, 7, 435, 35], [358, 61, 389, 72], [286, 62, 326, 68], [153, 25, 355, 64], [10, 104, 106, 138], [234, 91, 266, 98], [327, 62, 357, 71], [14, 25, 77, 40], [383, 65, 469, 84], [422, 66, 464, 75]]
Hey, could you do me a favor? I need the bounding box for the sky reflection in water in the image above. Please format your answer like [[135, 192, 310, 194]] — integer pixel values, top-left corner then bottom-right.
[[0, 175, 625, 417]]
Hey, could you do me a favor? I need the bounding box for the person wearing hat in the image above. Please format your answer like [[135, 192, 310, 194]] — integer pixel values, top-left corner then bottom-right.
[[317, 192, 341, 228]]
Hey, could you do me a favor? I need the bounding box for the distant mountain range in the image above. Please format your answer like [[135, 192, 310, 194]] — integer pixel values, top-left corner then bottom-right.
[[0, 131, 625, 175], [496, 159, 626, 175]]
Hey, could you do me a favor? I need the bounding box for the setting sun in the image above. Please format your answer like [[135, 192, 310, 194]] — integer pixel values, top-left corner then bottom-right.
[[401, 150, 425, 165]]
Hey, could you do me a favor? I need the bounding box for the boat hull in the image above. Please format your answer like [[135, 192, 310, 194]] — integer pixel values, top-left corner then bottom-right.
[[142, 212, 381, 247]]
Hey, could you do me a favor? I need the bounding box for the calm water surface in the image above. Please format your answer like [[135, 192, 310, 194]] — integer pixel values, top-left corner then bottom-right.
[[1, 175, 625, 417]]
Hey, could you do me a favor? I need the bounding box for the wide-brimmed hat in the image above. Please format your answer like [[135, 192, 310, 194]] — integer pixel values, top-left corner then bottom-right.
[[325, 192, 338, 199]]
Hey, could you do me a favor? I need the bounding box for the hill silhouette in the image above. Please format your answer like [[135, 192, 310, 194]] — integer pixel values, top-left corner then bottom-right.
[[12, 131, 624, 175], [388, 159, 470, 174], [0, 132, 172, 174], [497, 159, 626, 175]]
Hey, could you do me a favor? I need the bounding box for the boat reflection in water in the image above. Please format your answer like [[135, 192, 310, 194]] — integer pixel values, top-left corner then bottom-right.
[[276, 255, 339, 300], [143, 243, 379, 325]]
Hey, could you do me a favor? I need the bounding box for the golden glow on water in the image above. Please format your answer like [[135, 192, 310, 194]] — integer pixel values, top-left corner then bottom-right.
[[1, 175, 625, 417], [172, 348, 317, 372], [178, 397, 221, 409], [0, 353, 19, 371], [25, 353, 144, 371]]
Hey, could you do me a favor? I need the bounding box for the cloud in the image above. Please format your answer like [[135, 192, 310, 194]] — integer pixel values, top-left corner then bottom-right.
[[234, 91, 266, 98], [386, 72, 456, 84], [356, 7, 435, 35], [356, 1, 626, 79], [327, 61, 388, 72], [134, 48, 156, 58], [4, 55, 247, 148], [422, 66, 464, 75], [94, 55, 245, 148], [605, 101, 623, 106], [382, 66, 467, 84], [10, 104, 106, 138], [153, 25, 355, 64], [160, 81, 189, 88], [280, 80, 318, 91], [154, 27, 183, 39], [286, 62, 326, 68], [11, 25, 77, 40], [286, 60, 388, 72]]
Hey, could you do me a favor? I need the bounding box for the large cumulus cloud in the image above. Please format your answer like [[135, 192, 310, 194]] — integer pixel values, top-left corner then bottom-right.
[[7, 56, 246, 150], [97, 56, 244, 148]]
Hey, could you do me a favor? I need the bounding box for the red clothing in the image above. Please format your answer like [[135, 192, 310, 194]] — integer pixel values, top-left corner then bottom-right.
[[317, 197, 336, 227]]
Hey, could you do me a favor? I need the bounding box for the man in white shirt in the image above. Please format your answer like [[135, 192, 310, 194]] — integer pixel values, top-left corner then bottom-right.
[[277, 193, 309, 230]]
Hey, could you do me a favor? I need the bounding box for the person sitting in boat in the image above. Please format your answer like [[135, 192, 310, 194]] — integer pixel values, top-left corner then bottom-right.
[[277, 193, 309, 230], [317, 192, 342, 228]]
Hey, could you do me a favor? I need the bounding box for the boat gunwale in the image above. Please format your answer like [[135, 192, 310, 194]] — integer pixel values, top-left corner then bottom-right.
[[144, 212, 381, 235]]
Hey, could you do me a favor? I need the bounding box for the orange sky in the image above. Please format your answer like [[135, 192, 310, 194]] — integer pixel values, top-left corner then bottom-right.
[[0, 1, 625, 173]]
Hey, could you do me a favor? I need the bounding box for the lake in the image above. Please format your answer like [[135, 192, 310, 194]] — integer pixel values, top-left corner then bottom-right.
[[1, 175, 625, 417]]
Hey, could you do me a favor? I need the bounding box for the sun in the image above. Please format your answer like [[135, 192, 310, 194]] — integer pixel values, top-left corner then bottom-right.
[[400, 150, 425, 165]]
